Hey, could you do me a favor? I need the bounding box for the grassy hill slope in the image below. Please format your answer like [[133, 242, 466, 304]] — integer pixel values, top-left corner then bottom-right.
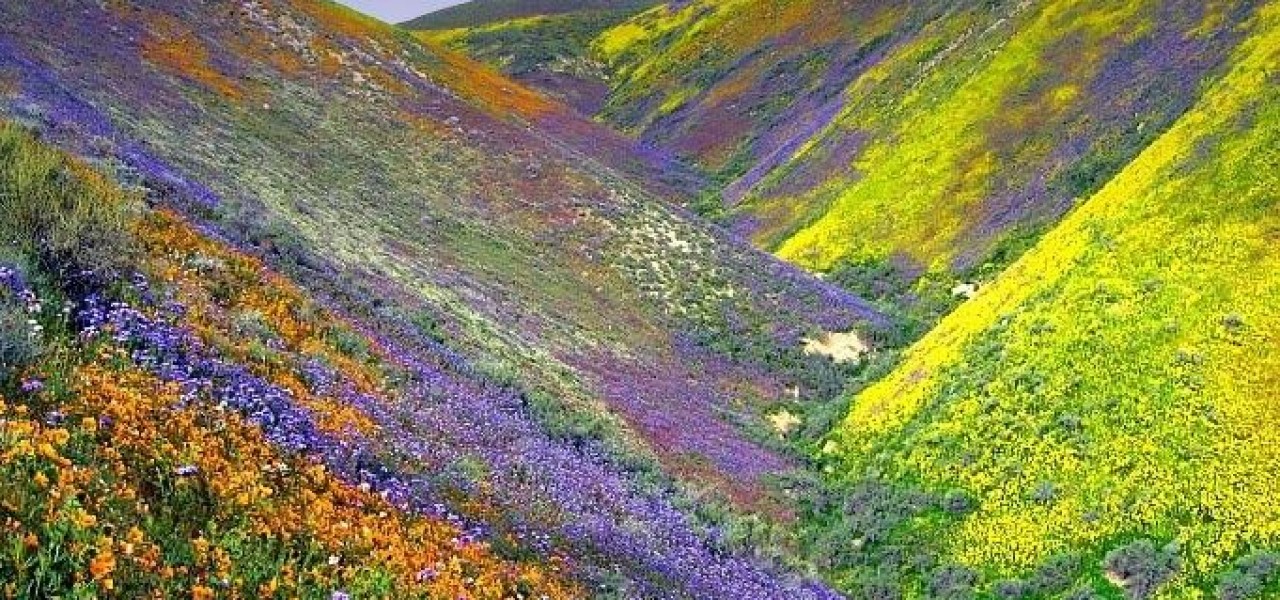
[[816, 4, 1280, 596], [0, 0, 887, 596], [0, 122, 582, 598]]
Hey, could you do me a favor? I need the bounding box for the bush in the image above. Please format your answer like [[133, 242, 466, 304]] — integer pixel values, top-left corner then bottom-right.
[[928, 565, 977, 599], [942, 489, 975, 515], [1238, 551, 1280, 580], [1064, 586, 1105, 600], [1028, 553, 1080, 595], [1216, 550, 1280, 600], [1217, 572, 1263, 600], [1102, 539, 1181, 599], [326, 326, 371, 361], [993, 579, 1029, 599], [0, 301, 40, 373], [1031, 480, 1058, 504], [856, 578, 902, 600], [0, 124, 136, 294]]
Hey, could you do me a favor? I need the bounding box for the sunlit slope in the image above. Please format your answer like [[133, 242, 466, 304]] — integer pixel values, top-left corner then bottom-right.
[[0, 124, 580, 598], [595, 0, 1255, 281], [827, 4, 1280, 596]]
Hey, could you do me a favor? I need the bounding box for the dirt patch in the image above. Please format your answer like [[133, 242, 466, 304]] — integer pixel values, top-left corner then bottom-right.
[[802, 330, 869, 363], [767, 410, 802, 435]]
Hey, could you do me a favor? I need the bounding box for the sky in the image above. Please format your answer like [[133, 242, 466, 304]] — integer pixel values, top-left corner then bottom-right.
[[335, 0, 468, 24]]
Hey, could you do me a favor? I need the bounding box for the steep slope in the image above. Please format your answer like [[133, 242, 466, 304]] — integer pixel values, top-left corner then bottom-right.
[[817, 4, 1280, 597], [402, 0, 662, 30], [0, 0, 889, 596], [592, 0, 1258, 285], [0, 123, 580, 598]]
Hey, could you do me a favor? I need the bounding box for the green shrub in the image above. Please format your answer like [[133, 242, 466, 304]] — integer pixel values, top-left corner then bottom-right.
[[1102, 540, 1181, 599], [1064, 586, 1106, 600], [1216, 551, 1280, 600], [1026, 552, 1080, 595], [0, 300, 41, 373], [1218, 572, 1263, 600], [928, 565, 977, 599], [326, 326, 372, 361], [941, 489, 975, 515], [992, 579, 1029, 599]]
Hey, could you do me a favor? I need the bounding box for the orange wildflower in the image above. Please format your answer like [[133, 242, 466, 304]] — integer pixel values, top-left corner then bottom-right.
[[89, 544, 116, 582]]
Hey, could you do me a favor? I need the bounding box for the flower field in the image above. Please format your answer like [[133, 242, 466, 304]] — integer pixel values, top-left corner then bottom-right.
[[3, 0, 1277, 597], [0, 116, 850, 596], [0, 0, 892, 596], [0, 123, 576, 598], [562, 0, 1260, 298]]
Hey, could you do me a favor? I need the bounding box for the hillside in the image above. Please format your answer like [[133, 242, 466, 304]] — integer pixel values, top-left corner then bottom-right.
[[0, 0, 889, 596], [425, 0, 1264, 331], [575, 1, 1258, 285], [405, 1, 667, 115], [819, 3, 1280, 597], [4, 0, 1278, 598], [0, 123, 580, 598], [402, 0, 662, 30]]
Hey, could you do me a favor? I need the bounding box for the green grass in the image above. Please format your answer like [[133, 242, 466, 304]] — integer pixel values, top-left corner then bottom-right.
[[0, 125, 138, 291]]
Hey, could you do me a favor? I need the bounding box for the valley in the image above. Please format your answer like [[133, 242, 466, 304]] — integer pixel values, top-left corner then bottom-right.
[[0, 0, 1276, 598]]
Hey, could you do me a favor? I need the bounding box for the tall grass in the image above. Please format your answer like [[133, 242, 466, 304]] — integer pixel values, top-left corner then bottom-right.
[[0, 124, 136, 295]]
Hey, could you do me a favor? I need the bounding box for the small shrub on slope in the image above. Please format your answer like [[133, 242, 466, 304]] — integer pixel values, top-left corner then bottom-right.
[[0, 288, 41, 374], [1216, 551, 1280, 600], [1102, 539, 1181, 599]]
